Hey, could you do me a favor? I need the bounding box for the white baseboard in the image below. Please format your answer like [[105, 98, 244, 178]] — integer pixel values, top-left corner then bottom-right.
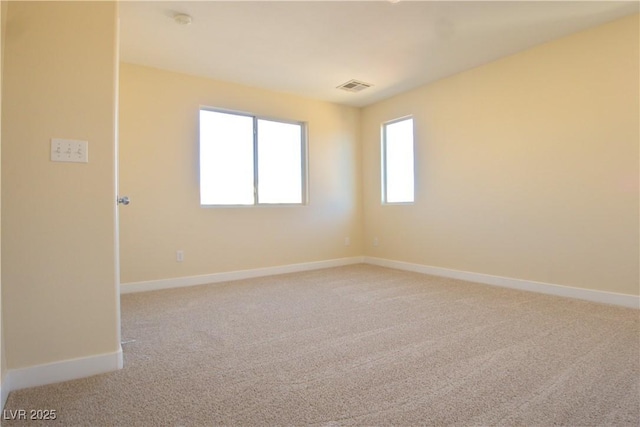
[[120, 256, 365, 294], [1, 376, 8, 411], [2, 346, 122, 400], [365, 257, 639, 309], [120, 256, 639, 308]]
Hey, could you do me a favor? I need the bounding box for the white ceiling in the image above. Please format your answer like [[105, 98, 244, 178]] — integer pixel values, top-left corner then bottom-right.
[[119, 1, 639, 107]]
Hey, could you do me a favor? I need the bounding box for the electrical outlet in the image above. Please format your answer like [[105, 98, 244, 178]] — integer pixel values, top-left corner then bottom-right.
[[373, 237, 379, 247], [176, 250, 184, 262], [344, 237, 350, 246]]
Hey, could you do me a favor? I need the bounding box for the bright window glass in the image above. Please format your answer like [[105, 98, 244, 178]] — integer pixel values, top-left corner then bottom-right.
[[257, 119, 303, 204], [199, 109, 305, 206], [383, 117, 415, 203]]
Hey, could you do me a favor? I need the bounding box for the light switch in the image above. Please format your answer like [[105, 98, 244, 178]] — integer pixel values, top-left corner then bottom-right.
[[51, 138, 88, 163]]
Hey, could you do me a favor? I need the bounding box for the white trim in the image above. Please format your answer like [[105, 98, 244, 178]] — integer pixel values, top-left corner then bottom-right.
[[120, 257, 365, 294], [1, 376, 9, 410], [2, 346, 122, 396], [365, 257, 639, 309]]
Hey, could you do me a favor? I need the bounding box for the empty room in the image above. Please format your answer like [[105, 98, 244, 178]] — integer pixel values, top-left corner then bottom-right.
[[0, 1, 638, 425]]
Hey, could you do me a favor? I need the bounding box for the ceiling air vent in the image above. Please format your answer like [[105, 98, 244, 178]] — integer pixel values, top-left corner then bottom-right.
[[337, 79, 373, 93]]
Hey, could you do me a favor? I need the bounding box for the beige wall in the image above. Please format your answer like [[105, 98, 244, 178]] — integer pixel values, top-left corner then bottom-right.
[[118, 63, 362, 284], [0, 0, 7, 386], [362, 14, 639, 296], [1, 1, 119, 368]]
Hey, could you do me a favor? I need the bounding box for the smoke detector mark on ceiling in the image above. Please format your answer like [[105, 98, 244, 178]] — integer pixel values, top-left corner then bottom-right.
[[173, 13, 193, 25], [337, 79, 373, 93]]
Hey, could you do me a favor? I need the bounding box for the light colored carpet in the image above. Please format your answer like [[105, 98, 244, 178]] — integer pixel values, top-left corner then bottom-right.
[[4, 264, 639, 426]]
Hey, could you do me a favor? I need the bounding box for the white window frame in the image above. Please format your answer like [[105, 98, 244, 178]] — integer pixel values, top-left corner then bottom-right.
[[199, 107, 308, 206], [381, 116, 415, 204]]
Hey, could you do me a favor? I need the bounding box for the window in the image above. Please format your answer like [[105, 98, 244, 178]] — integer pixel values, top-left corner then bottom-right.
[[199, 109, 306, 206], [382, 117, 415, 204]]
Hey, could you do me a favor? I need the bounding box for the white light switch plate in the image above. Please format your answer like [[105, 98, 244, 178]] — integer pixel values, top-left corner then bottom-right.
[[51, 138, 88, 163]]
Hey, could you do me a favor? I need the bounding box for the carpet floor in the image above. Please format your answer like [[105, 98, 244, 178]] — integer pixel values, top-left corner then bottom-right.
[[4, 264, 639, 426]]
